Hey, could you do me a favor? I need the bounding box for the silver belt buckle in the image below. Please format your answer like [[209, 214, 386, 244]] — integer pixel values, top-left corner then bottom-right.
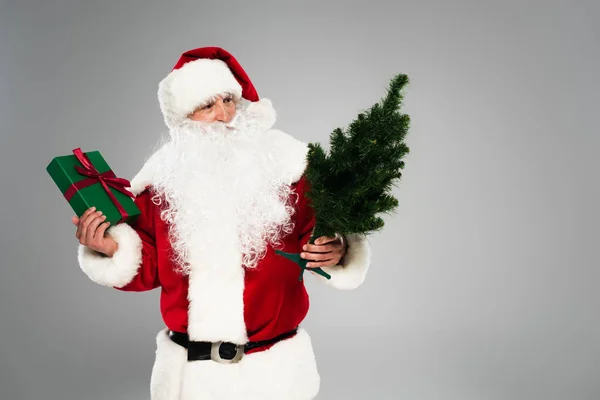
[[210, 341, 244, 364]]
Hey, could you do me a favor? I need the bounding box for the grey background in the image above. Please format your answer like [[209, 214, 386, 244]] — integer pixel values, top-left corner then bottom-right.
[[1, 0, 598, 399]]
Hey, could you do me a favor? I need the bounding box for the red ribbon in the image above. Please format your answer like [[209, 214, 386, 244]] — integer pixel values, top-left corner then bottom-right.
[[64, 148, 134, 223]]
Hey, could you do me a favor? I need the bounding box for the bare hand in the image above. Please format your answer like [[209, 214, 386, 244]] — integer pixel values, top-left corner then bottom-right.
[[72, 207, 118, 257], [300, 235, 347, 269]]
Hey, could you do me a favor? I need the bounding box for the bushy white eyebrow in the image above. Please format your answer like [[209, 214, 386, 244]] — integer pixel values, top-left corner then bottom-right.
[[197, 92, 235, 109]]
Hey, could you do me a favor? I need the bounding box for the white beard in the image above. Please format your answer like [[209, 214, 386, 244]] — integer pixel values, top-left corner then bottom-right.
[[148, 104, 297, 275]]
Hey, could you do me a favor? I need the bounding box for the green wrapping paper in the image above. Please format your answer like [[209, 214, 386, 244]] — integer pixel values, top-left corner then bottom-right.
[[46, 148, 140, 226]]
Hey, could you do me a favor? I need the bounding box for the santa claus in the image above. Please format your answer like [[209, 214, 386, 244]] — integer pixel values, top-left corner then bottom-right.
[[72, 47, 371, 400]]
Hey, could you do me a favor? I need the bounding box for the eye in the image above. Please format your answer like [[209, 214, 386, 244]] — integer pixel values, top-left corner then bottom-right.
[[224, 96, 233, 103], [201, 103, 213, 110]]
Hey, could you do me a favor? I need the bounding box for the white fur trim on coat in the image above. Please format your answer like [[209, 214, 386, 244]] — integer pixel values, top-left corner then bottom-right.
[[158, 58, 243, 129], [186, 235, 248, 343], [149, 326, 320, 400], [77, 223, 143, 288], [128, 149, 163, 196], [315, 233, 371, 290]]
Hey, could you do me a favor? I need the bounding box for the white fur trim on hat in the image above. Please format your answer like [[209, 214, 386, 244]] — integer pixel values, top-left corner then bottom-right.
[[158, 58, 243, 128]]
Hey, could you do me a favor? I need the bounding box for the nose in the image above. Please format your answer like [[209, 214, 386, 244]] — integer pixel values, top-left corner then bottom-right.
[[214, 99, 230, 122]]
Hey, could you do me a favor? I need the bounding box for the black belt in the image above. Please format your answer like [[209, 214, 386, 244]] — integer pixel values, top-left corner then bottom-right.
[[168, 327, 298, 363]]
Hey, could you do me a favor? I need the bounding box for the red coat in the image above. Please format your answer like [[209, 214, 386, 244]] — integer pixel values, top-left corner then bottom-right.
[[77, 126, 371, 400], [113, 175, 315, 352]]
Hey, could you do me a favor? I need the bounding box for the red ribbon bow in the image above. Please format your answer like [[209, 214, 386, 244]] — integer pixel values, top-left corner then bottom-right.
[[64, 148, 134, 223]]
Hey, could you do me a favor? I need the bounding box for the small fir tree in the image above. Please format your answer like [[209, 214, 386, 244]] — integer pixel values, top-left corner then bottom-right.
[[277, 74, 411, 281]]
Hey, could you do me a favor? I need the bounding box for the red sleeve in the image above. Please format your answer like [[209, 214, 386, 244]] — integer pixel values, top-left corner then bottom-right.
[[115, 188, 161, 292], [295, 175, 317, 248], [291, 176, 372, 290]]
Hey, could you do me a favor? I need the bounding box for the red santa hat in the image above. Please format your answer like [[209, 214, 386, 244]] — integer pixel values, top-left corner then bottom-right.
[[158, 47, 260, 126]]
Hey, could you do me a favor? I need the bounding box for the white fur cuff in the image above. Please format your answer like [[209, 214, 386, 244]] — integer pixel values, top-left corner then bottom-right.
[[317, 233, 371, 290], [77, 222, 143, 288]]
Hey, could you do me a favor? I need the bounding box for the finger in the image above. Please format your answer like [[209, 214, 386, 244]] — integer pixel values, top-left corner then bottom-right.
[[81, 211, 103, 244], [83, 216, 104, 247], [93, 221, 111, 243], [87, 215, 106, 245], [303, 243, 335, 253], [76, 217, 83, 239], [76, 207, 96, 237], [314, 236, 338, 245], [301, 252, 331, 261], [72, 216, 79, 226], [306, 259, 336, 268], [80, 207, 97, 222]]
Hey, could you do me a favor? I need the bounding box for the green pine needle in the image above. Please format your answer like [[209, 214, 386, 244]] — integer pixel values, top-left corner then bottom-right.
[[304, 74, 411, 243]]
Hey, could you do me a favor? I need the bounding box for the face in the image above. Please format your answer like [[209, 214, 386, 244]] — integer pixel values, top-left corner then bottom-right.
[[187, 93, 236, 123]]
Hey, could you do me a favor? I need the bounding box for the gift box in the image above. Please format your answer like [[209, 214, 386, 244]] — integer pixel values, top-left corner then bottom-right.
[[46, 148, 140, 226]]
